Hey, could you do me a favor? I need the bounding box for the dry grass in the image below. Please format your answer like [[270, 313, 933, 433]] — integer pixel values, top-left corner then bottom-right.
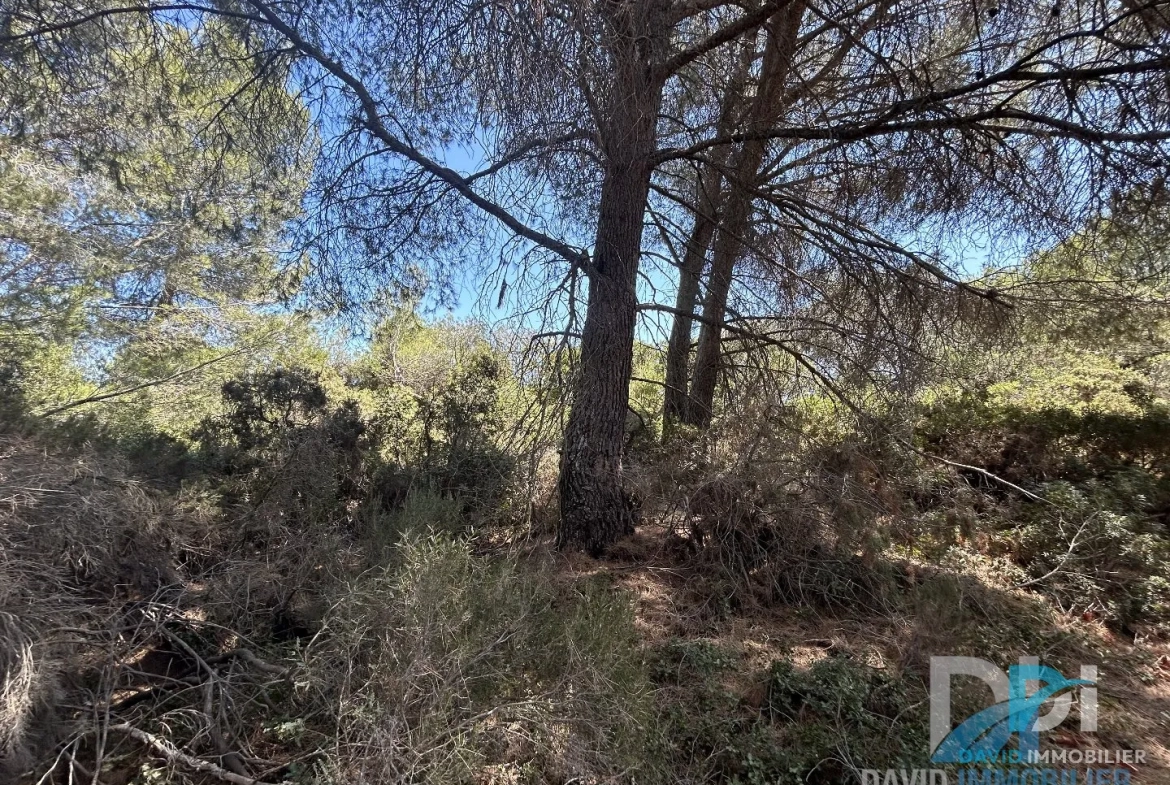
[[0, 432, 658, 785], [0, 431, 341, 783], [0, 432, 174, 778], [560, 526, 1170, 783], [3, 424, 1169, 785], [299, 536, 653, 785]]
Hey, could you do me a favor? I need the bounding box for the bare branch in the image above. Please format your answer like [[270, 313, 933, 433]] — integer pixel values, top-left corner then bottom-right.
[[658, 0, 798, 77], [243, 0, 595, 274]]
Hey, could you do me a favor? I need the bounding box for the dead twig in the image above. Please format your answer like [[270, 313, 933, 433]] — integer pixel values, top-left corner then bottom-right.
[[1012, 513, 1096, 589], [160, 629, 251, 778], [204, 648, 290, 677], [107, 723, 291, 785]]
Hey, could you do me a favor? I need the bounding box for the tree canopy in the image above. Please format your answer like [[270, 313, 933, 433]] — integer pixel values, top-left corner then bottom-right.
[[4, 0, 1170, 552]]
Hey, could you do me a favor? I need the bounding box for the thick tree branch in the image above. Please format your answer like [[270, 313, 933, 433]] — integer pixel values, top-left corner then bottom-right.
[[0, 3, 264, 40], [242, 0, 596, 275], [654, 98, 1170, 162], [658, 0, 797, 78]]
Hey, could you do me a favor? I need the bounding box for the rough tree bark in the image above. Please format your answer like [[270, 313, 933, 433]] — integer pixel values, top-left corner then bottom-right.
[[557, 0, 672, 555], [662, 165, 720, 425], [662, 46, 753, 427], [684, 1, 806, 428]]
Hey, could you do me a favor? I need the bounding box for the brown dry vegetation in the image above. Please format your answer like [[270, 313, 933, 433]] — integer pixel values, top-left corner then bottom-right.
[[4, 407, 1170, 785], [4, 1, 1170, 781]]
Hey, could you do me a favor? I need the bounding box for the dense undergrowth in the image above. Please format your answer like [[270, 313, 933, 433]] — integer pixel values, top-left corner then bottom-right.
[[1, 328, 1169, 784], [6, 3, 1170, 781]]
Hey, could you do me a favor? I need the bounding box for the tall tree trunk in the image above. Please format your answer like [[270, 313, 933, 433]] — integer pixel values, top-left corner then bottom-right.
[[557, 1, 670, 555], [683, 168, 758, 427], [663, 44, 754, 429], [685, 2, 806, 428], [664, 45, 753, 430], [663, 167, 721, 426]]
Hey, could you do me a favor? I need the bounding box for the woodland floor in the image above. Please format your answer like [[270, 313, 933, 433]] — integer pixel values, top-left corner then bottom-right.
[[555, 528, 1170, 781]]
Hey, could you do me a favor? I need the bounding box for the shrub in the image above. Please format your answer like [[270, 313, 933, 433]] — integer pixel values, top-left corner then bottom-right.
[[677, 470, 899, 615], [760, 656, 926, 783], [918, 354, 1170, 486], [194, 367, 335, 471], [300, 535, 654, 784], [416, 353, 515, 510], [358, 488, 467, 558], [649, 640, 925, 785], [193, 367, 370, 528], [1012, 477, 1170, 630]]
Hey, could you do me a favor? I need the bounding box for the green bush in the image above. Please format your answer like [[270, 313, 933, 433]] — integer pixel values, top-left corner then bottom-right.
[[191, 367, 370, 528], [761, 656, 926, 784], [301, 535, 653, 784], [912, 349, 1170, 632], [1013, 477, 1170, 630], [416, 353, 516, 509], [358, 488, 467, 558], [649, 643, 926, 785], [918, 354, 1170, 485]]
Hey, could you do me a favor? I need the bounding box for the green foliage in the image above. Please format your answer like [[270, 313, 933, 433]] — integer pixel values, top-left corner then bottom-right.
[[909, 310, 1170, 633], [0, 20, 309, 346], [355, 313, 519, 514], [1012, 476, 1170, 629], [1005, 201, 1170, 359], [0, 15, 312, 459], [650, 640, 926, 785], [92, 312, 334, 443], [0, 340, 95, 426], [206, 368, 331, 450], [193, 367, 367, 527], [921, 350, 1170, 480], [303, 535, 653, 784], [186, 321, 523, 533], [760, 656, 925, 781], [358, 489, 467, 557], [628, 341, 665, 449], [416, 352, 515, 504], [651, 638, 737, 681], [649, 639, 765, 784]]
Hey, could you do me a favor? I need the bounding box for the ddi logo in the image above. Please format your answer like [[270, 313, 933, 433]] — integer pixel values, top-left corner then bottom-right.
[[929, 657, 1096, 764]]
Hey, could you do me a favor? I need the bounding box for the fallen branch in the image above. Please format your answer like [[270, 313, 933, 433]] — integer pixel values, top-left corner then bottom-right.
[[161, 629, 251, 778], [204, 648, 290, 677], [107, 724, 290, 785]]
